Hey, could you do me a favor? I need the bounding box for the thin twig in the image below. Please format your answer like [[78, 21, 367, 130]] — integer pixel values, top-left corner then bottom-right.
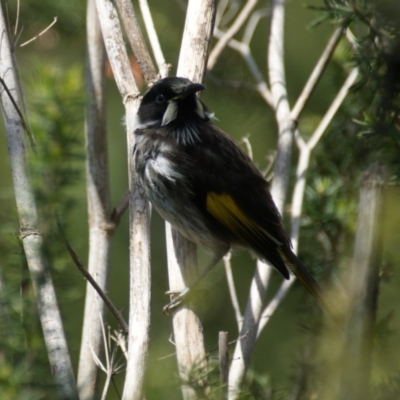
[[290, 25, 346, 122], [14, 0, 20, 37], [20, 17, 58, 47], [213, 29, 273, 106], [223, 254, 242, 330], [138, 0, 170, 78], [208, 0, 259, 70], [110, 190, 129, 226], [257, 68, 360, 336], [57, 218, 129, 335], [0, 9, 77, 397], [0, 77, 33, 145]]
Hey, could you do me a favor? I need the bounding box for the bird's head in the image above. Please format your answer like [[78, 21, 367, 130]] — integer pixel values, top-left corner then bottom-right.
[[136, 77, 209, 129]]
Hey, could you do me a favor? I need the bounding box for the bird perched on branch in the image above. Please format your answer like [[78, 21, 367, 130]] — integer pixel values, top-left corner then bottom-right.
[[134, 77, 324, 313]]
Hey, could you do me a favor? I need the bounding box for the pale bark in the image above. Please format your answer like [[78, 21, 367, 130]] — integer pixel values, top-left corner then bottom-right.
[[94, 1, 152, 399], [77, 1, 111, 398], [339, 163, 386, 400], [0, 5, 78, 399]]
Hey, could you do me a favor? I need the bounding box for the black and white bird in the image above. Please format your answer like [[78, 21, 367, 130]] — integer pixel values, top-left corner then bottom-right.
[[133, 77, 324, 312]]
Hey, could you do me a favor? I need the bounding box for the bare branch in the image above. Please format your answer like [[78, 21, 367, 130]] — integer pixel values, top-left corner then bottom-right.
[[208, 0, 259, 70], [0, 6, 78, 398], [223, 253, 242, 329], [219, 331, 229, 400], [291, 67, 358, 248], [339, 163, 386, 398], [78, 1, 113, 396], [95, 0, 137, 97], [20, 17, 58, 47], [290, 25, 346, 122], [256, 67, 359, 337], [110, 190, 129, 226], [229, 1, 292, 396], [268, 0, 292, 210], [57, 218, 128, 335], [257, 278, 294, 336], [213, 29, 273, 106], [138, 0, 170, 78], [308, 67, 358, 150], [0, 77, 32, 144], [228, 260, 273, 399], [114, 0, 157, 84], [95, 1, 151, 399]]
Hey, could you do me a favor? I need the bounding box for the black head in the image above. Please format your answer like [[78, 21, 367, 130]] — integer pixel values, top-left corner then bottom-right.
[[137, 77, 208, 129]]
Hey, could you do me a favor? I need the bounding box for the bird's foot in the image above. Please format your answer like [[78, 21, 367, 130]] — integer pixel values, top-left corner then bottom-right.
[[163, 287, 190, 314]]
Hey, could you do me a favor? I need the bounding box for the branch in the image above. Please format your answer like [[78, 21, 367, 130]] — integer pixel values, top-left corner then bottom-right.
[[290, 25, 346, 122], [339, 163, 386, 398], [19, 16, 58, 47], [229, 1, 291, 397], [94, 1, 151, 399], [0, 6, 78, 399], [138, 0, 170, 78], [114, 0, 158, 84], [223, 253, 242, 330], [208, 0, 259, 70], [268, 0, 292, 209], [110, 190, 129, 226], [212, 10, 273, 107], [57, 218, 128, 335], [219, 331, 229, 400], [77, 2, 113, 397], [167, 1, 217, 399], [257, 67, 359, 335], [228, 260, 273, 399]]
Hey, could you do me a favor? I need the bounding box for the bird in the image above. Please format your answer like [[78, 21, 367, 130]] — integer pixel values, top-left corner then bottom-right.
[[133, 76, 324, 313]]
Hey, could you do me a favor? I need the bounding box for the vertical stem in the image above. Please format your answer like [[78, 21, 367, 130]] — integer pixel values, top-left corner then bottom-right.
[[167, 1, 217, 399], [268, 0, 292, 211], [0, 5, 78, 399], [339, 163, 386, 400], [228, 2, 290, 398], [77, 0, 111, 398], [219, 331, 229, 400], [94, 1, 152, 399]]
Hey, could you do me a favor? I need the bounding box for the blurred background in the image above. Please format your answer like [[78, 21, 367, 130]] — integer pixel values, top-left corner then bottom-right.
[[0, 0, 400, 398]]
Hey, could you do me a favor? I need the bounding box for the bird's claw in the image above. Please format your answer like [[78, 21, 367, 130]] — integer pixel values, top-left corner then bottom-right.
[[163, 288, 190, 314]]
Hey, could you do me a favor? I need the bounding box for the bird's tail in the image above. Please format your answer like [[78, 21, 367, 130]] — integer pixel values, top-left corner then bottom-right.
[[279, 248, 326, 309]]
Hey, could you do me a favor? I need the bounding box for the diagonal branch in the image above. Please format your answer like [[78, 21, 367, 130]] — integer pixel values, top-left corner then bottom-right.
[[208, 0, 259, 70], [57, 218, 128, 335], [290, 25, 346, 122], [114, 0, 157, 83]]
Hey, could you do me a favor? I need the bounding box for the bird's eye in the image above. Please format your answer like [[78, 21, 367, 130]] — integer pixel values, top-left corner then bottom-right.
[[156, 94, 166, 104]]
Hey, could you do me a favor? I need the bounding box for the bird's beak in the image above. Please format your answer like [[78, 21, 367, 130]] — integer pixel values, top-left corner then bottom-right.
[[174, 83, 206, 99]]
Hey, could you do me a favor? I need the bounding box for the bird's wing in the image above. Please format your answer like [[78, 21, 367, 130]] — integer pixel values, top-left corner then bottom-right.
[[204, 191, 290, 279]]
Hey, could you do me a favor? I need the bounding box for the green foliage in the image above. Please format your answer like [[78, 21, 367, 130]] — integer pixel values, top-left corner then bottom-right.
[[27, 63, 85, 271], [0, 62, 85, 397]]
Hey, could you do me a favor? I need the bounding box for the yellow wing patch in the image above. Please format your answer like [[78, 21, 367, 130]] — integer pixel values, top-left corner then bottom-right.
[[206, 192, 281, 246], [207, 192, 252, 233]]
